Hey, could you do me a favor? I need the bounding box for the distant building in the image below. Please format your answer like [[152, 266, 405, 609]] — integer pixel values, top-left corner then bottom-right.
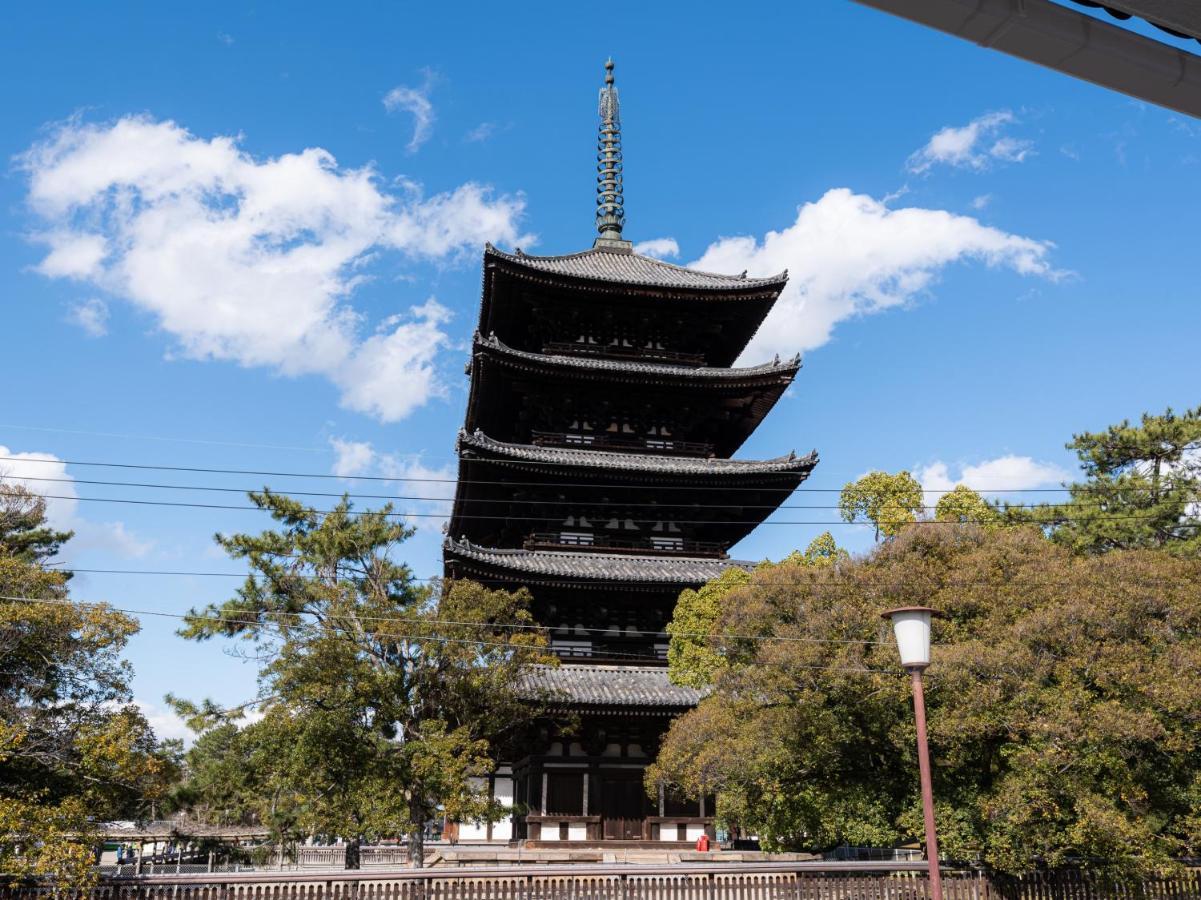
[[444, 60, 817, 845]]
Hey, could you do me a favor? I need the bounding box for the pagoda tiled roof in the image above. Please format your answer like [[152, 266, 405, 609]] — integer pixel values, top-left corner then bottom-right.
[[517, 663, 704, 708], [486, 243, 787, 293], [475, 333, 800, 381], [444, 537, 751, 584], [458, 430, 818, 478]]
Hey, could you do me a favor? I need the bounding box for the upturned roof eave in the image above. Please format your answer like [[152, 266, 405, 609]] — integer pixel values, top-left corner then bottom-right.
[[472, 333, 801, 383], [443, 537, 753, 586], [483, 242, 789, 294], [456, 429, 819, 480]]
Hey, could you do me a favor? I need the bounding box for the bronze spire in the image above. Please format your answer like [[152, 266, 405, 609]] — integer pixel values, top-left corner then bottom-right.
[[594, 58, 629, 249]]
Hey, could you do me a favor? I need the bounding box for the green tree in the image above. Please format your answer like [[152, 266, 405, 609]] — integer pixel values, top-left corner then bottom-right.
[[934, 485, 1000, 526], [667, 533, 848, 689], [839, 471, 924, 539], [0, 484, 73, 564], [0, 484, 176, 886], [1009, 406, 1201, 556], [175, 491, 550, 865], [650, 524, 1201, 878], [666, 568, 750, 689]]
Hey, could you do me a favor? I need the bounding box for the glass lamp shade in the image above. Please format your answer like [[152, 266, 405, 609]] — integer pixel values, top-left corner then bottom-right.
[[881, 606, 942, 669]]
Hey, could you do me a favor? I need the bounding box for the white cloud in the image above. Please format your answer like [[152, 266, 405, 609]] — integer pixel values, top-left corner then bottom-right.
[[329, 437, 452, 531], [0, 445, 151, 559], [907, 111, 1034, 174], [633, 237, 680, 259], [971, 194, 992, 211], [689, 188, 1061, 361], [465, 122, 496, 143], [20, 116, 530, 422], [66, 297, 109, 337], [918, 455, 1070, 504], [134, 699, 193, 744], [330, 437, 377, 478], [383, 71, 435, 152]]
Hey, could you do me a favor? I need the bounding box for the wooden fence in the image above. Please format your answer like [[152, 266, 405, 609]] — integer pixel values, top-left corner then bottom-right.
[[4, 862, 1200, 900]]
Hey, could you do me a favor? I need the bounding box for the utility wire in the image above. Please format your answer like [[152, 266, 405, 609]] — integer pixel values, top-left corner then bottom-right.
[[0, 454, 1094, 494], [0, 594, 897, 664], [58, 566, 1194, 592], [5, 474, 1170, 514], [0, 590, 886, 646], [12, 490, 1196, 527]]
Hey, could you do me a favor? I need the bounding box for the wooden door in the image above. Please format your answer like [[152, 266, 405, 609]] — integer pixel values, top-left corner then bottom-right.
[[601, 774, 646, 840]]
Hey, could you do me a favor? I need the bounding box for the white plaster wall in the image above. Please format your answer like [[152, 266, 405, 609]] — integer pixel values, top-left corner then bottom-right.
[[458, 821, 488, 841], [567, 823, 587, 841], [492, 776, 514, 840]]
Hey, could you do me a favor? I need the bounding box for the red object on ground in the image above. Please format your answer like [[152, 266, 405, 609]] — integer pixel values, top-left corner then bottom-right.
[[695, 833, 711, 852]]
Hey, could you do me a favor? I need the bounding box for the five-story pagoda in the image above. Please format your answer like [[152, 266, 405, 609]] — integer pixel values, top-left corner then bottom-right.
[[445, 60, 817, 845]]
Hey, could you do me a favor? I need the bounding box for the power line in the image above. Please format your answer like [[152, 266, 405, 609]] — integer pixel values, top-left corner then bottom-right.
[[0, 594, 897, 665], [13, 490, 1196, 527], [59, 566, 1194, 592], [0, 589, 885, 646], [0, 424, 335, 455], [5, 473, 1164, 514], [0, 453, 1090, 494]]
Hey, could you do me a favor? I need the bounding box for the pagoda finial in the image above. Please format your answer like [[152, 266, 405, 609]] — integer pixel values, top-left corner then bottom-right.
[[594, 58, 630, 249]]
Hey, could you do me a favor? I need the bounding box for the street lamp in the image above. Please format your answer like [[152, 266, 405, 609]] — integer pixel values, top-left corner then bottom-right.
[[881, 606, 945, 900]]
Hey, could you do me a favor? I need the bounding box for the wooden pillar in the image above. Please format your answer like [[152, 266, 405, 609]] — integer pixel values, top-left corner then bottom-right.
[[582, 772, 589, 816], [541, 770, 548, 815], [699, 794, 706, 817]]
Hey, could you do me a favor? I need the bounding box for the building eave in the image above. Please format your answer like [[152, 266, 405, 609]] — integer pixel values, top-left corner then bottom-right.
[[457, 429, 818, 479], [516, 663, 705, 708], [851, 0, 1201, 118], [473, 332, 801, 384], [484, 242, 788, 293], [444, 537, 751, 587]]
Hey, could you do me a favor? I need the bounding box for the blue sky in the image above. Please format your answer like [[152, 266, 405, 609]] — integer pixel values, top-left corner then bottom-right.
[[2, 1, 1199, 740]]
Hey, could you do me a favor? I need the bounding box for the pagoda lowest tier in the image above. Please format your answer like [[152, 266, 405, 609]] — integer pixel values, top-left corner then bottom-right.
[[478, 243, 788, 368], [450, 429, 817, 558], [466, 332, 800, 458]]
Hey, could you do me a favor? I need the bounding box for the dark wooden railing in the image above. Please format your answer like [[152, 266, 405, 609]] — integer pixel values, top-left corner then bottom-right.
[[550, 643, 668, 662], [529, 431, 715, 458], [524, 532, 727, 558], [10, 862, 1200, 900], [542, 342, 706, 366]]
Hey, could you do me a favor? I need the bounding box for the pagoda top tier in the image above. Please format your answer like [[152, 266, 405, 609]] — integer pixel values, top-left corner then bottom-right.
[[479, 243, 787, 366], [485, 243, 787, 294]]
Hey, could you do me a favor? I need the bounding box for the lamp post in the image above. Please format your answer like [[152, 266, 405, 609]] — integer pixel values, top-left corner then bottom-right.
[[881, 606, 945, 900]]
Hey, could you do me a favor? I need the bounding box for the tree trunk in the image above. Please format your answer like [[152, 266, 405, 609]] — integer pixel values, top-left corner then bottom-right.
[[408, 797, 426, 869], [344, 837, 361, 870]]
